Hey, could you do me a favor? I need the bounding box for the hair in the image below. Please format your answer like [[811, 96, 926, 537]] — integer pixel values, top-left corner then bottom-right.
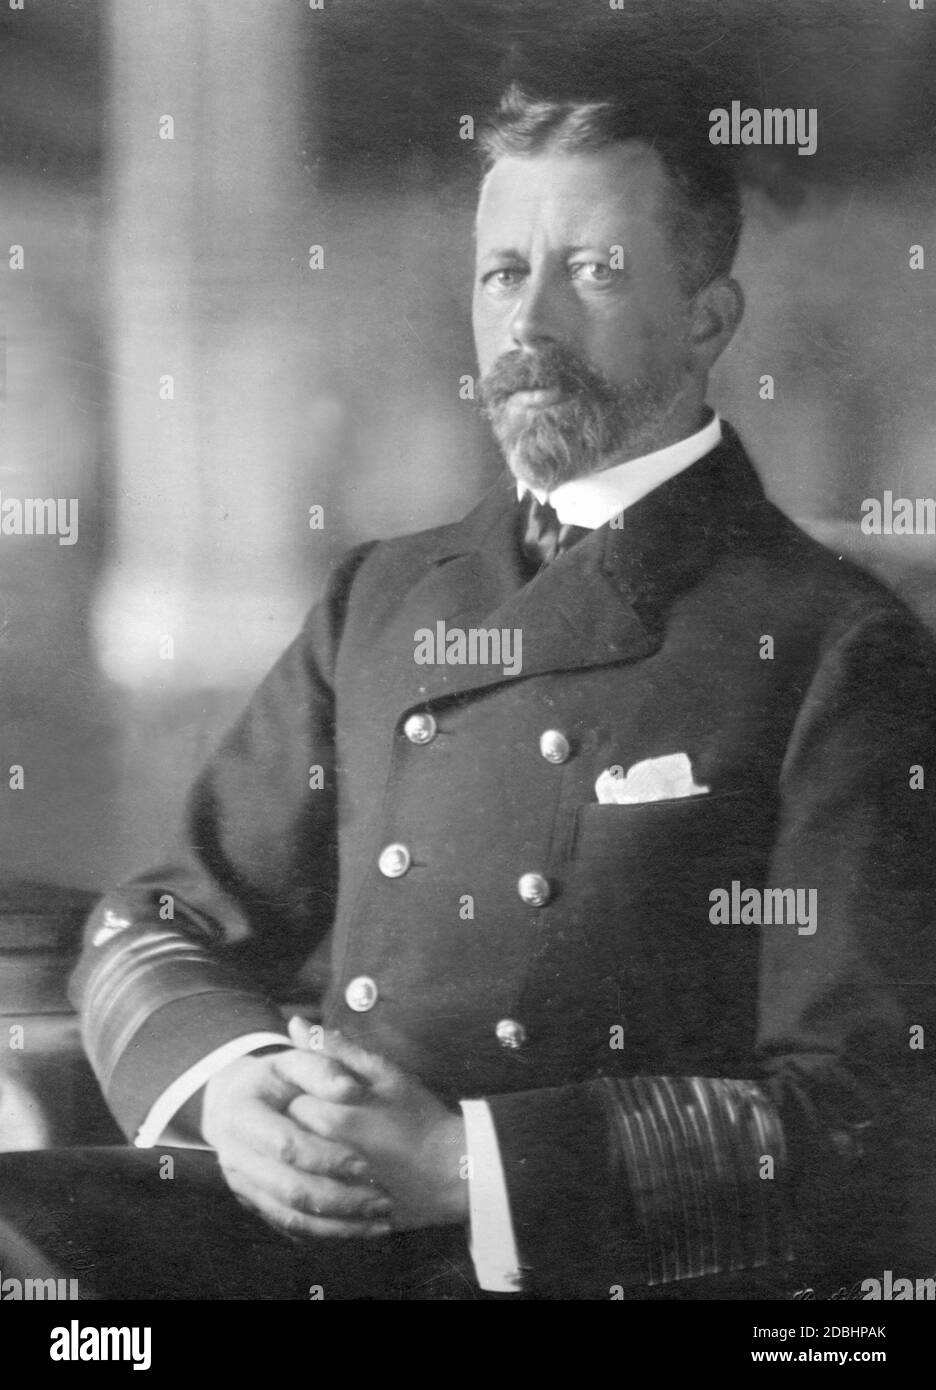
[[477, 84, 743, 295]]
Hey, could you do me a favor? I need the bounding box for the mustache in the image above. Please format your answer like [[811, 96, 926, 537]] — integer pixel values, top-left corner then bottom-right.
[[477, 346, 616, 411]]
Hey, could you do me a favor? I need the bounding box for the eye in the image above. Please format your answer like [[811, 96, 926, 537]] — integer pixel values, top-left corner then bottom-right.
[[569, 261, 615, 284], [479, 267, 526, 295]]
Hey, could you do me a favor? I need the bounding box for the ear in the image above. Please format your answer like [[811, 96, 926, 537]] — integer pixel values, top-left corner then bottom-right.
[[687, 276, 744, 369]]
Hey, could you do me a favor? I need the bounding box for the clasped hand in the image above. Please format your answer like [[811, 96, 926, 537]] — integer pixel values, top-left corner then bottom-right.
[[201, 1021, 468, 1241]]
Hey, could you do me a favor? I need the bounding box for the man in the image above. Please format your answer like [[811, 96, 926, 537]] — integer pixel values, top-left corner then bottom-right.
[[1, 86, 935, 1300]]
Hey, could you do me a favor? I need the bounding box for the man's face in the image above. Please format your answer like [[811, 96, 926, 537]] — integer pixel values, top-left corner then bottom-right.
[[473, 142, 699, 490]]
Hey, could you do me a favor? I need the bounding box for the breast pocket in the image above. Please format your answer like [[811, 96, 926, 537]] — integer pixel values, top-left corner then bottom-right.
[[563, 790, 773, 1056], [570, 790, 769, 916]]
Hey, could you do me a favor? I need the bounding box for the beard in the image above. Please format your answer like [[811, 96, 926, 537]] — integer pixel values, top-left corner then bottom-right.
[[477, 343, 683, 492]]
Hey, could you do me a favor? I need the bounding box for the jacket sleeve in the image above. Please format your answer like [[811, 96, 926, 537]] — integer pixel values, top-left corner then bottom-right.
[[68, 543, 376, 1140], [483, 603, 936, 1298]]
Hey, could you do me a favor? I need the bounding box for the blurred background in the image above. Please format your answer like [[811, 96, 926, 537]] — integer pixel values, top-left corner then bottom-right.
[[2, 0, 936, 892]]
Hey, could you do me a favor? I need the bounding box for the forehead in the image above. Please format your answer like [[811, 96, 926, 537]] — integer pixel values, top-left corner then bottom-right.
[[475, 142, 671, 250]]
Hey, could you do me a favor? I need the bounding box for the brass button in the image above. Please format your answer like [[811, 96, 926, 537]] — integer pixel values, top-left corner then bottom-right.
[[378, 843, 411, 878], [495, 1019, 526, 1050], [403, 712, 437, 745], [345, 976, 379, 1012], [539, 729, 571, 764], [517, 872, 551, 907], [92, 909, 131, 947]]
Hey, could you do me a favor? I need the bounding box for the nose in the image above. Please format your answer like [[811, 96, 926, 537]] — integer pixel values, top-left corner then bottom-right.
[[509, 272, 563, 350]]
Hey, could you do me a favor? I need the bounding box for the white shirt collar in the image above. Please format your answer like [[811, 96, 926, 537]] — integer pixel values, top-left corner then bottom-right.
[[516, 412, 723, 529]]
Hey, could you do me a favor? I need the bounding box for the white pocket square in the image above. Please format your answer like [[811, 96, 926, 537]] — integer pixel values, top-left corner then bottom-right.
[[595, 753, 710, 805]]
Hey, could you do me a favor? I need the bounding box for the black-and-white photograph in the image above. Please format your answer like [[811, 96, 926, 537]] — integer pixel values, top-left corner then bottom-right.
[[1, 0, 936, 1339]]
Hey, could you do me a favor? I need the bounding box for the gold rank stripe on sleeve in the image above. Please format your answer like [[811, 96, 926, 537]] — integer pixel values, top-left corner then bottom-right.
[[599, 1075, 791, 1287], [80, 928, 235, 1094]]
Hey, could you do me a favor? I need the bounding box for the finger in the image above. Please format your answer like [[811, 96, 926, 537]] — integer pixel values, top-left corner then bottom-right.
[[287, 1093, 370, 1147], [272, 1047, 368, 1104], [220, 1147, 392, 1221], [225, 1170, 393, 1242], [221, 1100, 372, 1180]]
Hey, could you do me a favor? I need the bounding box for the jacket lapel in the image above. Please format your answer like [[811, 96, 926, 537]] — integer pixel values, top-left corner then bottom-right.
[[380, 425, 769, 707]]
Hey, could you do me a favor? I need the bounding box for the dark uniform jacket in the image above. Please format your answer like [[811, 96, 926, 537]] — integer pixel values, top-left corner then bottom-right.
[[71, 424, 936, 1298]]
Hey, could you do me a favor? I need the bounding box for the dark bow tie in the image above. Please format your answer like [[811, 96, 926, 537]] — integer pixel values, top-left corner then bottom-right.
[[520, 492, 591, 573]]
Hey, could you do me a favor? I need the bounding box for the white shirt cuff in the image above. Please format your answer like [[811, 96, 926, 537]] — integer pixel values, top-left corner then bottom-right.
[[460, 1098, 524, 1293], [134, 1032, 292, 1148]]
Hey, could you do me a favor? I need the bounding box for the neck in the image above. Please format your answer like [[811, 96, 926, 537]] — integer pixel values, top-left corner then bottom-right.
[[597, 393, 709, 473]]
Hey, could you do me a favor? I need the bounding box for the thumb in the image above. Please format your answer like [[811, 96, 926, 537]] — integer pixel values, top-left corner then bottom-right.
[[322, 1030, 397, 1092], [287, 1015, 323, 1050]]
